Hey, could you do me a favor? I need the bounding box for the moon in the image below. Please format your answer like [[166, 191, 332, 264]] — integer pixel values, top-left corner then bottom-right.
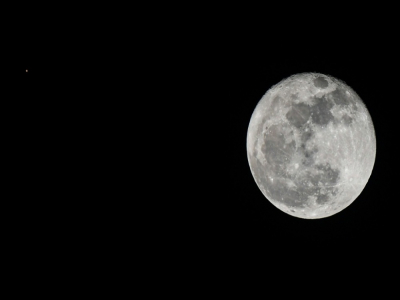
[[246, 73, 376, 219]]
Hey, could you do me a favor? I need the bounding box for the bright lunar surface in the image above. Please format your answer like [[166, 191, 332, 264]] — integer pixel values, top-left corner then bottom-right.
[[247, 73, 376, 219]]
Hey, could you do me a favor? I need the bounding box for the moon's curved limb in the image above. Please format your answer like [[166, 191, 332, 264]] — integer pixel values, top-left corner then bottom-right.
[[247, 73, 376, 219]]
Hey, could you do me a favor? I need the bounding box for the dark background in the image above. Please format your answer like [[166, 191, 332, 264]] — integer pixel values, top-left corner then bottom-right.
[[7, 3, 399, 290]]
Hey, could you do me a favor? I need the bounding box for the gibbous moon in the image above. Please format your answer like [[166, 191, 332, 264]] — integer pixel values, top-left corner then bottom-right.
[[246, 73, 376, 219]]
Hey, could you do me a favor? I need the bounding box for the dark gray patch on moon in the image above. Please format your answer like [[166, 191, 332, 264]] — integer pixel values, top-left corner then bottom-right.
[[329, 87, 357, 111], [261, 124, 296, 177], [330, 87, 349, 105], [300, 128, 316, 166], [310, 95, 334, 126], [286, 103, 311, 128], [301, 147, 317, 167], [312, 163, 340, 186], [313, 76, 328, 88], [306, 163, 340, 205], [301, 128, 313, 144], [315, 193, 329, 204], [342, 114, 353, 125]]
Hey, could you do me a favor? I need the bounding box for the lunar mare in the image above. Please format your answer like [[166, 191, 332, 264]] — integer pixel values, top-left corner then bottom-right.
[[246, 73, 376, 219]]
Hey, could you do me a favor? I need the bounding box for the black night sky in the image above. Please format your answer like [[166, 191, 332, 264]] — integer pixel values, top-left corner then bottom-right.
[[9, 4, 400, 291]]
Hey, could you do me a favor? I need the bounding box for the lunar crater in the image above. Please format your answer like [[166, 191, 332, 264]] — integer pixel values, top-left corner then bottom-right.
[[313, 76, 329, 89]]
